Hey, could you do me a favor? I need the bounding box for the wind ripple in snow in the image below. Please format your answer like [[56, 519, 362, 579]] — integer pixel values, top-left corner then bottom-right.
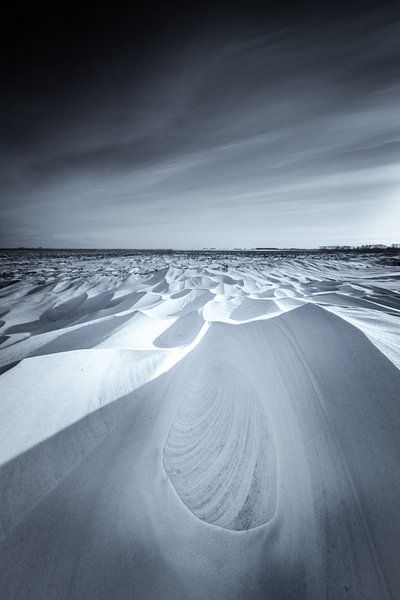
[[163, 359, 277, 530]]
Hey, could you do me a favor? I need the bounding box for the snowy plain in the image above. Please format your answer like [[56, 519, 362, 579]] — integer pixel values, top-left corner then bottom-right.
[[0, 249, 399, 599]]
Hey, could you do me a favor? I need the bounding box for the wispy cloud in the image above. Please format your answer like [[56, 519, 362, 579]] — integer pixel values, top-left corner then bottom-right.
[[1, 5, 400, 247]]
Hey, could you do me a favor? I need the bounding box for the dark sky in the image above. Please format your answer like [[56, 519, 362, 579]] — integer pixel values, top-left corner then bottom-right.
[[1, 1, 400, 248]]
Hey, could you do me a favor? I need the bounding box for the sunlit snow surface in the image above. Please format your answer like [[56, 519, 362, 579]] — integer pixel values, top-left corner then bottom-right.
[[1, 250, 399, 369], [1, 249, 400, 600]]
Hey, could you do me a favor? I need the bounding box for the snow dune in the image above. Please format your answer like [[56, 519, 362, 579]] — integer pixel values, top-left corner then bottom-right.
[[0, 251, 399, 599]]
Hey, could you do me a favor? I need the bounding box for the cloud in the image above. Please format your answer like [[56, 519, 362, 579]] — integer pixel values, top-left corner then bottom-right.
[[1, 4, 400, 247]]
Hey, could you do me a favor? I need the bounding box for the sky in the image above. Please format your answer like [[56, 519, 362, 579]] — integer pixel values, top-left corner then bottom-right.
[[1, 0, 400, 249]]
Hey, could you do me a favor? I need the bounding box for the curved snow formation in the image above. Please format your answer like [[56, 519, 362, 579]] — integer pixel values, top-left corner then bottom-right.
[[163, 359, 277, 530]]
